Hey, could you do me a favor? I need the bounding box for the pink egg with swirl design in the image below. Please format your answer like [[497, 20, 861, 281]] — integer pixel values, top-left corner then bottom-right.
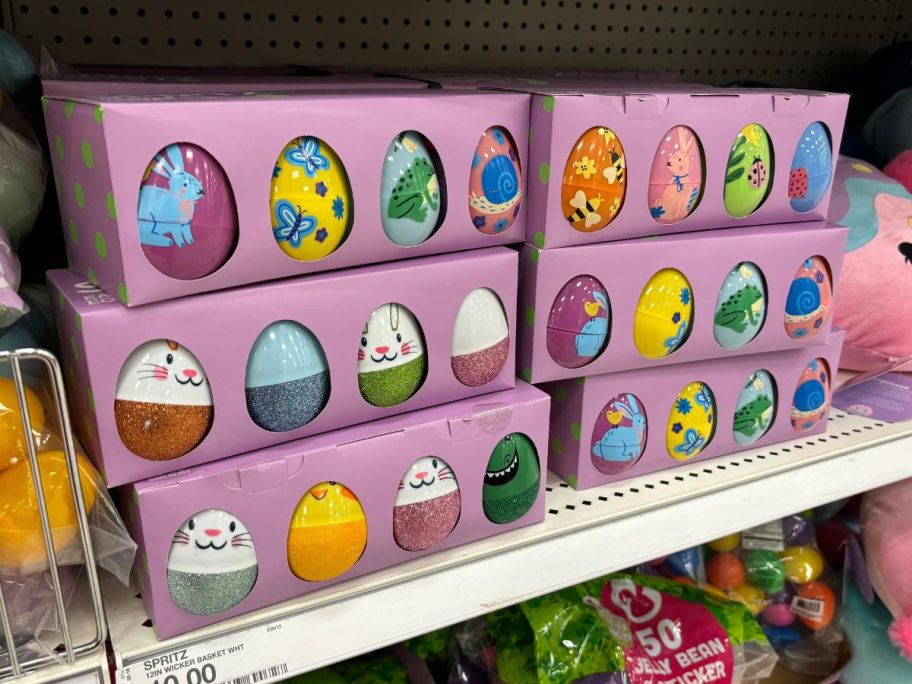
[[468, 126, 523, 236], [138, 143, 238, 280]]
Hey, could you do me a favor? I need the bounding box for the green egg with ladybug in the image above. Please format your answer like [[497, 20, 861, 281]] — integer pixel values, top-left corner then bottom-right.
[[724, 123, 773, 218]]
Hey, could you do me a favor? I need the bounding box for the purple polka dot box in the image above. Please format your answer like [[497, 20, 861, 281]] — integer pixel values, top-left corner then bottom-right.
[[48, 247, 517, 486], [543, 329, 844, 491], [122, 381, 549, 639], [41, 88, 528, 307]]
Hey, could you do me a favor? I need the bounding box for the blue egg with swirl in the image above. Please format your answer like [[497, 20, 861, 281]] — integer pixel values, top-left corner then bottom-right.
[[790, 358, 830, 432], [784, 256, 832, 340], [468, 126, 523, 236]]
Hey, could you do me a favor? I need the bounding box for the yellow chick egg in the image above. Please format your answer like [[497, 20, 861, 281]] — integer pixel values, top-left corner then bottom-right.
[[633, 269, 694, 359], [287, 481, 367, 581]]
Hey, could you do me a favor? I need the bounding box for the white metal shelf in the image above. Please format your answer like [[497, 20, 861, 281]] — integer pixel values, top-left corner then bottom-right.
[[104, 410, 912, 683]]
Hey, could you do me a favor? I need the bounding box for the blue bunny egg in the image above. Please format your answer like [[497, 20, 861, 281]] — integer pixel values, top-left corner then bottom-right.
[[380, 131, 444, 246], [713, 262, 767, 350], [788, 122, 833, 213], [245, 321, 330, 432], [590, 393, 647, 475]]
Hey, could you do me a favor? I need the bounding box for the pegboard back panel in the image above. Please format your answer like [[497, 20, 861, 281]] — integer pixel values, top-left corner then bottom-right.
[[3, 0, 902, 87]]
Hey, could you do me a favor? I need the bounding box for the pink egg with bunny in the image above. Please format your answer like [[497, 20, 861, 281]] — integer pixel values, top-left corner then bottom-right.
[[648, 126, 704, 225], [137, 143, 238, 281]]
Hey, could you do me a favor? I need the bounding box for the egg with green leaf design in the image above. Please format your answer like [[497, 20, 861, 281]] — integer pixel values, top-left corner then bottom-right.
[[380, 131, 444, 246]]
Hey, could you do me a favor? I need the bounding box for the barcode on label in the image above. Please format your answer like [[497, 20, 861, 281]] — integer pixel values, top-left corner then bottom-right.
[[226, 663, 288, 684], [742, 520, 785, 551], [790, 597, 824, 620]]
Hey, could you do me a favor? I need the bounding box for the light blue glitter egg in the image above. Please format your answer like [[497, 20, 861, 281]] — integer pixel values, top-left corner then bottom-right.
[[713, 262, 767, 350], [245, 321, 330, 432], [732, 370, 777, 446], [380, 131, 444, 246]]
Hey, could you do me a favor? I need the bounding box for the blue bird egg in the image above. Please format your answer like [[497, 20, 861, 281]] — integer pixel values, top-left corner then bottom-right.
[[788, 122, 833, 213], [785, 277, 820, 316], [245, 321, 330, 432], [380, 131, 445, 247]]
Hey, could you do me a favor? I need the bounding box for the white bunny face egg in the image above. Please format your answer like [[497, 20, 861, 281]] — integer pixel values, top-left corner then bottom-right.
[[167, 509, 257, 616], [451, 288, 509, 387], [358, 303, 427, 407], [114, 339, 213, 461], [393, 456, 461, 551]]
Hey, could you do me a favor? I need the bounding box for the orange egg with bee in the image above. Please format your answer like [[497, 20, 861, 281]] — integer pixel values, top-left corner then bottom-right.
[[561, 127, 627, 233]]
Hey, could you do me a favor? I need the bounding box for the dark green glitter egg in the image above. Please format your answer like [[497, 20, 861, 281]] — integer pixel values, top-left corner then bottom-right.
[[483, 432, 541, 524]]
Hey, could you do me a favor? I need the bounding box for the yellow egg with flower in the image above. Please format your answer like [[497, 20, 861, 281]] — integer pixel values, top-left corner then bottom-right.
[[633, 268, 694, 359], [270, 136, 353, 262], [666, 381, 716, 460]]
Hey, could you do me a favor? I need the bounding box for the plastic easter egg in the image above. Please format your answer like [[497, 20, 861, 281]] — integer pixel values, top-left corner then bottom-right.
[[590, 393, 647, 474], [732, 370, 776, 446], [789, 122, 833, 213], [702, 584, 731, 601], [482, 432, 540, 524], [783, 513, 814, 546], [393, 456, 461, 551], [796, 581, 836, 630], [358, 303, 426, 407], [114, 339, 213, 461], [666, 381, 716, 460], [0, 377, 45, 472], [561, 126, 626, 232], [784, 256, 832, 340], [245, 321, 330, 432], [671, 576, 696, 587], [138, 143, 238, 280], [633, 269, 693, 359], [451, 288, 509, 387], [665, 547, 702, 580], [732, 583, 767, 616], [468, 126, 523, 235], [547, 275, 610, 369], [723, 123, 773, 218], [713, 262, 767, 349], [744, 549, 786, 594], [167, 509, 257, 615], [0, 451, 97, 573], [780, 545, 825, 584], [648, 126, 704, 224], [287, 481, 367, 581], [707, 552, 745, 591], [709, 533, 741, 553], [790, 358, 830, 432], [380, 131, 444, 246], [763, 602, 796, 627], [270, 136, 352, 261]]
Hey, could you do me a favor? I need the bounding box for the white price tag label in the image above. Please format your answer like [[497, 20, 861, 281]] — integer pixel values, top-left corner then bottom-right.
[[120, 622, 292, 684], [742, 520, 785, 551], [790, 596, 825, 621]]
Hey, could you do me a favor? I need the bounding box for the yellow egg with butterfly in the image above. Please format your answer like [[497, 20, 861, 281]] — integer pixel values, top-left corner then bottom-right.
[[666, 381, 716, 461], [270, 136, 353, 262]]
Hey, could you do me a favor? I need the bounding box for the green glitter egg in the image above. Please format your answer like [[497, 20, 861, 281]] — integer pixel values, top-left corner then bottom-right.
[[483, 432, 541, 524], [358, 303, 427, 407], [743, 548, 786, 594]]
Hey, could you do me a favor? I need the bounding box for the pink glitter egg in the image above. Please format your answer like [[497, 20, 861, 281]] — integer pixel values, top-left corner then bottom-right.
[[138, 143, 238, 280], [784, 256, 832, 340], [393, 456, 461, 552], [590, 393, 647, 475], [451, 288, 509, 387], [790, 358, 830, 432], [546, 275, 610, 368], [648, 126, 704, 224], [468, 126, 523, 236]]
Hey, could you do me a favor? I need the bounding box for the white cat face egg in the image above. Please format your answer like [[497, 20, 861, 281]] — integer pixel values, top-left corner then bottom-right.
[[451, 288, 509, 387], [114, 339, 213, 461], [167, 509, 257, 616], [358, 303, 427, 407], [393, 456, 461, 551]]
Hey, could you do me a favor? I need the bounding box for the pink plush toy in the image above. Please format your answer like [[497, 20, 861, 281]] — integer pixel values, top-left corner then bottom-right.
[[884, 150, 912, 194], [862, 480, 912, 660]]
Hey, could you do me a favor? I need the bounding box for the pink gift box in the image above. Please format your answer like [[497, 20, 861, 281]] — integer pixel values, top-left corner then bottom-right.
[[122, 382, 550, 638], [543, 330, 844, 491], [48, 247, 517, 486], [42, 88, 529, 306], [518, 221, 847, 384]]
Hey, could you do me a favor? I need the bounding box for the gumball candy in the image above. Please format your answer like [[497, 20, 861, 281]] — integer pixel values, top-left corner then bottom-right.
[[707, 551, 745, 590], [744, 549, 786, 594], [796, 581, 836, 630], [763, 602, 796, 627], [780, 545, 825, 584], [708, 533, 741, 553], [732, 583, 767, 616], [783, 513, 813, 546]]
